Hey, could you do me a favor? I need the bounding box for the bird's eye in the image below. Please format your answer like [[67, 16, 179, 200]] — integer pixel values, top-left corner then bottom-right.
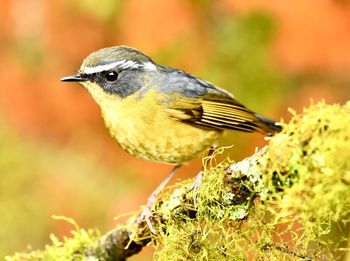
[[105, 71, 118, 82]]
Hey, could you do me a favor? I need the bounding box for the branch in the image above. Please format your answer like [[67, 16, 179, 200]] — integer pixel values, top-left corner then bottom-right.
[[6, 101, 350, 261]]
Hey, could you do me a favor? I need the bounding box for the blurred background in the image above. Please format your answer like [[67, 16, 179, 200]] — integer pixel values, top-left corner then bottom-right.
[[1, 0, 350, 260]]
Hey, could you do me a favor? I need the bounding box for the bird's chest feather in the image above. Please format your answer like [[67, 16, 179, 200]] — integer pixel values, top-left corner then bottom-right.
[[90, 88, 221, 163]]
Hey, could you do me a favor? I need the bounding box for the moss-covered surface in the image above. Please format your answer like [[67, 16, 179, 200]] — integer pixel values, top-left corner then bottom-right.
[[6, 228, 101, 261], [6, 101, 350, 260], [152, 101, 350, 260]]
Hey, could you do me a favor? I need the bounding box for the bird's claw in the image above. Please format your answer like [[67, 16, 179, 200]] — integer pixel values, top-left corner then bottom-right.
[[137, 202, 157, 234], [186, 170, 204, 206]]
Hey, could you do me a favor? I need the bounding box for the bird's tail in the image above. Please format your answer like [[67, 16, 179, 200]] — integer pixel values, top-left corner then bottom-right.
[[254, 114, 282, 134]]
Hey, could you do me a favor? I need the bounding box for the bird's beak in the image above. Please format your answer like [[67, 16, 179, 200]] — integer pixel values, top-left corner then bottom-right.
[[60, 73, 88, 82]]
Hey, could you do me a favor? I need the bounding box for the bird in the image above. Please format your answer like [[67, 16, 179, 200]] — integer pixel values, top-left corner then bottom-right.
[[61, 46, 281, 232]]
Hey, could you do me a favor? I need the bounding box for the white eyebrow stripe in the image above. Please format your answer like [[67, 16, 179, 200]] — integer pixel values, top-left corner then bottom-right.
[[82, 60, 157, 74], [142, 61, 157, 71], [83, 60, 136, 74]]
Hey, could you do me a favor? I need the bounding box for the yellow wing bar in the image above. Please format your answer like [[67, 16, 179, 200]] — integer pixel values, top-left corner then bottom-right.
[[164, 97, 278, 134]]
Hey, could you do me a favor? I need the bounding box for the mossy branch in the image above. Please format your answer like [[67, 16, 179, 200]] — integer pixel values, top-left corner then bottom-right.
[[6, 101, 350, 261]]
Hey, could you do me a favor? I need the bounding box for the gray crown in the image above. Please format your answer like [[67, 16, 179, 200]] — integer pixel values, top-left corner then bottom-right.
[[81, 46, 156, 74]]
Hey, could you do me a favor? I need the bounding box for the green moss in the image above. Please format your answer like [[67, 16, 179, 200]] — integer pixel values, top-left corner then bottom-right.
[[5, 228, 101, 261], [153, 101, 350, 260], [5, 102, 350, 260], [264, 101, 350, 257]]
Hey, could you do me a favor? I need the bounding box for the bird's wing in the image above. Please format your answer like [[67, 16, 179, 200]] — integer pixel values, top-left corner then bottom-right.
[[156, 67, 280, 134], [163, 94, 279, 134]]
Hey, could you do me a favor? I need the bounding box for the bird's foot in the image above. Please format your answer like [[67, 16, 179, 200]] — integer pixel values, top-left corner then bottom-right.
[[185, 170, 204, 206], [136, 165, 182, 234], [137, 195, 158, 234], [185, 146, 216, 206]]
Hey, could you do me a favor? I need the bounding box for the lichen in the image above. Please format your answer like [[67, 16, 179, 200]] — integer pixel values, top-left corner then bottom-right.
[[5, 102, 350, 260], [153, 101, 350, 260], [5, 228, 101, 261]]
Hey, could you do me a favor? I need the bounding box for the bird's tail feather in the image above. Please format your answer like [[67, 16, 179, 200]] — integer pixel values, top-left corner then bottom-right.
[[255, 114, 282, 134]]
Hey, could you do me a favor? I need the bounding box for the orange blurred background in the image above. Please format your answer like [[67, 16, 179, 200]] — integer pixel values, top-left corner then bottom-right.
[[0, 0, 349, 259]]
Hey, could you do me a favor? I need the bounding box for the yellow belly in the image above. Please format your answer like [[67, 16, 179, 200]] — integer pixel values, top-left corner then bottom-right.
[[110, 118, 221, 164], [85, 85, 222, 164]]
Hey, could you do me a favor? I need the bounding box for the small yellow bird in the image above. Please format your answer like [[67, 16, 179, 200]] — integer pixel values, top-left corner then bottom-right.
[[61, 46, 280, 231]]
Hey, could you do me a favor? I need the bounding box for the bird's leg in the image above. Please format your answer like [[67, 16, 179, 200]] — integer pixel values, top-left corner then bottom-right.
[[137, 164, 181, 234]]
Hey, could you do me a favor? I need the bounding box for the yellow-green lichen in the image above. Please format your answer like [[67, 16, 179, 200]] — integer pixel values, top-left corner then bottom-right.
[[153, 101, 350, 260], [5, 228, 101, 261], [5, 102, 350, 260], [263, 101, 350, 258]]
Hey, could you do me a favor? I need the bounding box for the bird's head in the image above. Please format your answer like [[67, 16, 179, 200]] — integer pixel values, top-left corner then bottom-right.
[[61, 46, 158, 100]]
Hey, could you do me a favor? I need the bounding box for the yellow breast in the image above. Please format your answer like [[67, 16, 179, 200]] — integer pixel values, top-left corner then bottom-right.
[[83, 83, 222, 164]]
